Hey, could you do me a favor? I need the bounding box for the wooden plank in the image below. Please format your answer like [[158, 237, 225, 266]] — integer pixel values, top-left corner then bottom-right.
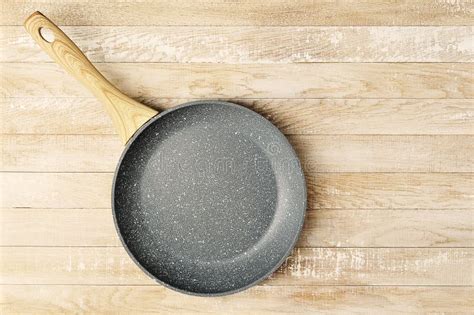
[[2, 285, 473, 314], [3, 26, 473, 63], [1, 0, 473, 26], [309, 173, 474, 210], [1, 97, 114, 135], [1, 173, 472, 209], [2, 134, 473, 172], [0, 173, 113, 209], [271, 248, 474, 286], [0, 208, 120, 247], [1, 247, 472, 285], [292, 135, 474, 173], [2, 63, 472, 99], [3, 98, 474, 135], [2, 208, 473, 248], [0, 134, 121, 172], [300, 210, 474, 248]]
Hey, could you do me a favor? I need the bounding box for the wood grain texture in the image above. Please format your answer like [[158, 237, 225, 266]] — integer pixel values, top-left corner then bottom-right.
[[23, 12, 157, 144], [3, 26, 474, 63], [2, 285, 473, 314], [3, 98, 474, 135], [3, 63, 473, 99], [1, 0, 473, 26], [2, 173, 472, 210], [270, 248, 474, 286], [300, 210, 474, 248], [309, 173, 474, 210], [2, 208, 472, 248], [2, 134, 473, 172], [1, 247, 472, 285], [0, 208, 120, 247]]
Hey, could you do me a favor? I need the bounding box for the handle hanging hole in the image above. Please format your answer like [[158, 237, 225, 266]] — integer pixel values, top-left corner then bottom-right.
[[39, 27, 55, 43]]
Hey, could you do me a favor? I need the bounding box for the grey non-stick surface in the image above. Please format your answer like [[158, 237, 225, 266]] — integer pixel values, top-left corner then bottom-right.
[[113, 101, 306, 296]]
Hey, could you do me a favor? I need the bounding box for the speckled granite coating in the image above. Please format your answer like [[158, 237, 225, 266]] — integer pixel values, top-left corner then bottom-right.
[[112, 101, 306, 296]]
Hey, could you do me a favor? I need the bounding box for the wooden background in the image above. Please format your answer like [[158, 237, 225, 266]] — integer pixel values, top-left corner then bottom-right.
[[1, 1, 473, 313]]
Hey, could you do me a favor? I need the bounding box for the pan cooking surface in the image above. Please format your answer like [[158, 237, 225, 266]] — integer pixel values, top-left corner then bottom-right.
[[113, 101, 306, 295]]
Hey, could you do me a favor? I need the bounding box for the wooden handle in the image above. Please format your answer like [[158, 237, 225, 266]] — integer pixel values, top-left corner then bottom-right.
[[24, 11, 157, 144]]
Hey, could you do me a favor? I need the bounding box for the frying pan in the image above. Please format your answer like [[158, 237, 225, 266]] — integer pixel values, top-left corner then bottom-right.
[[25, 12, 306, 296]]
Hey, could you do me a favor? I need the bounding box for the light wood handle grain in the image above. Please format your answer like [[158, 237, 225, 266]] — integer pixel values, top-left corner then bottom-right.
[[24, 11, 158, 144]]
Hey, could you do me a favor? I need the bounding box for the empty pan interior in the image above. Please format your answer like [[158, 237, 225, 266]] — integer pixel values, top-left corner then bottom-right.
[[113, 101, 306, 295]]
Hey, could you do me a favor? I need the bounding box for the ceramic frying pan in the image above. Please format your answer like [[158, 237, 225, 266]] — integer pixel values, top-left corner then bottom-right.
[[25, 12, 306, 296]]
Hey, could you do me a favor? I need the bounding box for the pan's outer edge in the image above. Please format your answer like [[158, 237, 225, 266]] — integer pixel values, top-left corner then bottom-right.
[[110, 100, 307, 297]]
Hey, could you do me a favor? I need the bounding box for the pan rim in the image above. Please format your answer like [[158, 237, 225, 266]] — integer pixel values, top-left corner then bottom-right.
[[111, 100, 307, 296]]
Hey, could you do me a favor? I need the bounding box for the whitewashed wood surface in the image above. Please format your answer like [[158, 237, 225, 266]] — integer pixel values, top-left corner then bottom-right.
[[0, 1, 473, 314]]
